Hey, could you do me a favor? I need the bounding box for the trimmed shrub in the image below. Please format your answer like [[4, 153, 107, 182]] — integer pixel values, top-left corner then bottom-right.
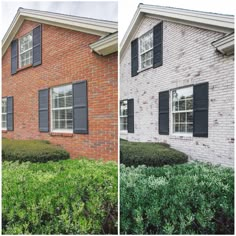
[[2, 139, 69, 163], [2, 159, 118, 234], [120, 140, 188, 167], [120, 163, 234, 234]]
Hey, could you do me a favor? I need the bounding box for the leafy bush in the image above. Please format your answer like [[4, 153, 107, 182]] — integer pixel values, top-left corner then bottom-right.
[[2, 139, 69, 163], [120, 163, 234, 234], [2, 159, 118, 234], [120, 140, 188, 167]]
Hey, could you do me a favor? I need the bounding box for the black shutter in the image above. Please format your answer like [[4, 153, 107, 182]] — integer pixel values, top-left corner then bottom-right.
[[33, 25, 42, 67], [193, 83, 208, 137], [159, 91, 169, 135], [131, 39, 138, 77], [153, 22, 163, 68], [38, 89, 49, 132], [11, 39, 18, 75], [73, 80, 88, 134], [7, 96, 14, 131], [128, 99, 134, 133]]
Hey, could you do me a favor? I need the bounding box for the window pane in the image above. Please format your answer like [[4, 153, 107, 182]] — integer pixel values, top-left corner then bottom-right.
[[180, 113, 186, 122], [120, 100, 127, 116], [59, 120, 66, 129], [179, 124, 185, 132], [187, 112, 193, 122], [173, 113, 179, 123], [66, 96, 72, 107], [51, 84, 73, 131], [187, 124, 193, 133], [179, 100, 185, 111], [186, 99, 193, 110]]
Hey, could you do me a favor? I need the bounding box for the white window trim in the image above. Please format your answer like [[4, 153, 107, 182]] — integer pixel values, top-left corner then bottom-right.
[[170, 86, 193, 137], [120, 100, 128, 132], [19, 31, 33, 68], [138, 29, 153, 71], [50, 85, 73, 133], [2, 97, 7, 131]]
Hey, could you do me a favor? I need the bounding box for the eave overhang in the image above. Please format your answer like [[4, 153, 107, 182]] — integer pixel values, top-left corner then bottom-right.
[[212, 33, 234, 55], [2, 8, 118, 56], [120, 4, 234, 58], [89, 32, 118, 56]]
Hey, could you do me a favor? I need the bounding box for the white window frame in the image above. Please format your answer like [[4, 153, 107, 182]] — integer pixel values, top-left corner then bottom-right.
[[50, 84, 73, 133], [2, 97, 7, 131], [170, 86, 193, 137], [138, 29, 153, 71], [120, 100, 128, 133], [19, 31, 33, 68]]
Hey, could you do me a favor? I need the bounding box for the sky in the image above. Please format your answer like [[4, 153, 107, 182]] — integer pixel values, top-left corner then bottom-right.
[[1, 1, 118, 39], [1, 0, 235, 41]]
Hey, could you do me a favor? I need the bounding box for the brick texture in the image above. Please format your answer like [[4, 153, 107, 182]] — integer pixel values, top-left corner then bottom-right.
[[120, 16, 234, 166], [2, 20, 118, 162]]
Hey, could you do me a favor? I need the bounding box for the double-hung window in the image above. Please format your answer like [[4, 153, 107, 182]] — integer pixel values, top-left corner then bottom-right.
[[19, 32, 33, 68], [2, 98, 7, 130], [120, 100, 128, 131], [139, 30, 153, 70], [51, 84, 73, 132], [172, 86, 193, 135]]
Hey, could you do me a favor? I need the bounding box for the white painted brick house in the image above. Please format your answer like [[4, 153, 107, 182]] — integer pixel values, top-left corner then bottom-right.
[[120, 4, 234, 166]]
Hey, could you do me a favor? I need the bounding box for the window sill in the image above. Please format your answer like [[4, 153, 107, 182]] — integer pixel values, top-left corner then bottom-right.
[[50, 132, 73, 137], [170, 135, 193, 140], [120, 130, 128, 134], [17, 63, 32, 72], [137, 65, 153, 73]]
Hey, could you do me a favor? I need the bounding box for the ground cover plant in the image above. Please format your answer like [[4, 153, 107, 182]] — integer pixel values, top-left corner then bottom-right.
[[120, 163, 234, 234], [2, 159, 118, 234], [120, 139, 188, 167], [2, 139, 69, 162]]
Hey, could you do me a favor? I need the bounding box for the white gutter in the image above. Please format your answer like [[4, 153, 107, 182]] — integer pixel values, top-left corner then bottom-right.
[[90, 32, 118, 56], [212, 33, 234, 55]]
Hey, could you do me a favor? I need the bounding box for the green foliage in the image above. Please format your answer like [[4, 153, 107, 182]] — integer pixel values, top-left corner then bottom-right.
[[120, 163, 234, 234], [120, 140, 188, 167], [2, 159, 118, 234], [2, 139, 69, 163]]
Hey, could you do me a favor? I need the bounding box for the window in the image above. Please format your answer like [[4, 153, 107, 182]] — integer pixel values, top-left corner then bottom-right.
[[19, 32, 33, 68], [120, 100, 128, 131], [139, 30, 153, 70], [172, 86, 193, 135], [51, 84, 73, 132], [2, 98, 7, 130]]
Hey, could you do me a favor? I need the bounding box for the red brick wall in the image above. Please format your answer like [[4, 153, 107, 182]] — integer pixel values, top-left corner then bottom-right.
[[2, 20, 118, 162]]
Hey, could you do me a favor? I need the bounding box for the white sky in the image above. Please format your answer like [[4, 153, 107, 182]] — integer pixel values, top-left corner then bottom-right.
[[119, 0, 235, 42], [1, 1, 118, 39]]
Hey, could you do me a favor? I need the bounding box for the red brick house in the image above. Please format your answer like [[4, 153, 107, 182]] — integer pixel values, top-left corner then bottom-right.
[[2, 8, 118, 161]]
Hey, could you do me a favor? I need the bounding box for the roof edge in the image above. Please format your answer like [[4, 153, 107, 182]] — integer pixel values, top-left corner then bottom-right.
[[120, 4, 234, 57]]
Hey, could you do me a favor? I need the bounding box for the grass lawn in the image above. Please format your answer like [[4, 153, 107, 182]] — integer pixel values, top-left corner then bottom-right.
[[2, 157, 118, 234], [120, 162, 234, 234]]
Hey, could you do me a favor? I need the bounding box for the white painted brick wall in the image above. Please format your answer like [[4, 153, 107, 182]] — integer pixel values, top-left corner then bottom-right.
[[120, 16, 234, 167]]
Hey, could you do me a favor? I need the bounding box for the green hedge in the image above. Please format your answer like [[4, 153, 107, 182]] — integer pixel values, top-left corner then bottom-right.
[[2, 139, 69, 163], [120, 163, 234, 234], [120, 140, 188, 167], [2, 159, 118, 234]]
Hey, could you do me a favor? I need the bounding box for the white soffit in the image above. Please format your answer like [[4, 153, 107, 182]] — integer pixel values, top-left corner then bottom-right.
[[120, 4, 234, 57], [2, 8, 118, 56]]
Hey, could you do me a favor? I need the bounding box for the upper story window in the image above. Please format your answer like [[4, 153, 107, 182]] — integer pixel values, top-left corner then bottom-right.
[[19, 32, 33, 68], [172, 86, 193, 135], [120, 100, 128, 131], [131, 21, 163, 77], [2, 98, 7, 130], [51, 84, 73, 133], [139, 30, 153, 70]]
